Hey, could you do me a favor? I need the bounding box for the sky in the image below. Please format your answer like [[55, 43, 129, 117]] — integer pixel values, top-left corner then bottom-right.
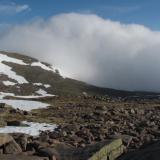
[[0, 0, 160, 30], [0, 0, 160, 91]]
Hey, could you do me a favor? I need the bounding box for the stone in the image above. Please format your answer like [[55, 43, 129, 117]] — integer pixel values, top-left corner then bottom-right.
[[9, 108, 17, 114], [121, 135, 133, 147], [88, 139, 124, 160], [0, 103, 5, 108], [95, 105, 107, 111], [0, 148, 3, 154], [0, 134, 13, 147], [37, 147, 60, 160], [7, 121, 22, 126], [23, 110, 29, 115], [4, 139, 22, 154], [130, 109, 135, 114], [39, 134, 50, 142], [15, 134, 28, 151], [118, 140, 160, 160]]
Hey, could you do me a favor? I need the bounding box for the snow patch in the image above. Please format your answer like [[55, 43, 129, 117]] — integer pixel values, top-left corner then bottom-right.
[[0, 99, 49, 111], [31, 62, 55, 72], [36, 89, 47, 95], [33, 83, 51, 88], [44, 84, 51, 88], [33, 83, 43, 86], [0, 92, 15, 99], [0, 121, 56, 136], [3, 81, 16, 86], [36, 89, 54, 96], [0, 53, 28, 84], [0, 53, 27, 65]]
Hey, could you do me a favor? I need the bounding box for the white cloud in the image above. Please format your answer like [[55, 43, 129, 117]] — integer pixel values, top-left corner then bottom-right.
[[0, 2, 30, 14], [0, 13, 160, 91]]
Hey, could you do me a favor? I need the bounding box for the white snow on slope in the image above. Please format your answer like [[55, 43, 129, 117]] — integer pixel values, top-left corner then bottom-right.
[[33, 83, 51, 88], [0, 53, 28, 84], [36, 89, 54, 96], [3, 81, 17, 86], [0, 90, 55, 100], [0, 99, 49, 111], [33, 83, 43, 86], [0, 121, 56, 136], [44, 84, 51, 88], [0, 54, 27, 65], [0, 92, 15, 99], [31, 62, 55, 72], [0, 53, 58, 85]]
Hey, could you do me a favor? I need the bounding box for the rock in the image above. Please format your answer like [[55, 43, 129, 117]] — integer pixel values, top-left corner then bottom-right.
[[37, 147, 60, 160], [138, 109, 145, 115], [118, 140, 160, 160], [0, 134, 13, 147], [121, 135, 133, 147], [95, 105, 107, 110], [7, 121, 22, 126], [0, 103, 5, 113], [23, 110, 29, 115], [151, 130, 160, 136], [0, 103, 5, 108], [0, 148, 3, 154], [87, 139, 124, 160], [9, 108, 17, 114], [61, 131, 67, 137], [108, 134, 133, 148], [26, 143, 36, 153], [39, 134, 50, 142], [80, 143, 86, 148], [13, 134, 28, 151], [0, 119, 6, 127], [4, 139, 22, 154], [130, 109, 135, 114]]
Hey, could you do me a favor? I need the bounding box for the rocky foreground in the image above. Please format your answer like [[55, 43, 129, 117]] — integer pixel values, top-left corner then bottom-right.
[[0, 132, 124, 160], [1, 96, 160, 159]]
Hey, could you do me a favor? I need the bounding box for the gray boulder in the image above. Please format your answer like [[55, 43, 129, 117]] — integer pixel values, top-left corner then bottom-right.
[[119, 141, 160, 160], [4, 139, 22, 154]]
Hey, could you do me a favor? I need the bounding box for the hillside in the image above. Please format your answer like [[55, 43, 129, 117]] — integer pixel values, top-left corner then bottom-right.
[[0, 51, 159, 98]]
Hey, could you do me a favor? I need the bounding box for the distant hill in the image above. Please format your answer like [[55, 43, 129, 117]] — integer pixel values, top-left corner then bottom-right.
[[0, 51, 158, 98]]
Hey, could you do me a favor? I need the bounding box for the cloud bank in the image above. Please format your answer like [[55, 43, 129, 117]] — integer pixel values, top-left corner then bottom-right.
[[0, 13, 160, 91]]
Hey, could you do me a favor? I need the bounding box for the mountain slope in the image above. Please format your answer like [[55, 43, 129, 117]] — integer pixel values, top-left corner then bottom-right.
[[0, 51, 159, 98]]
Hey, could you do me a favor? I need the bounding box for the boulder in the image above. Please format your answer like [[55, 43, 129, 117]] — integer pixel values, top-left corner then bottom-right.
[[88, 139, 124, 160], [7, 121, 22, 126], [0, 134, 13, 147], [4, 139, 22, 154], [13, 134, 28, 151], [0, 103, 5, 108], [37, 147, 60, 160], [118, 141, 160, 160], [0, 148, 3, 154]]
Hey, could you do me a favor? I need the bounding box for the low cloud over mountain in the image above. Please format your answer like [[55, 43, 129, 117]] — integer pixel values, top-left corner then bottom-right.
[[0, 13, 160, 91]]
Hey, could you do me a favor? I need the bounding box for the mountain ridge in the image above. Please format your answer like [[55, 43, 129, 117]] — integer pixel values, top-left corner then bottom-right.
[[0, 51, 159, 98]]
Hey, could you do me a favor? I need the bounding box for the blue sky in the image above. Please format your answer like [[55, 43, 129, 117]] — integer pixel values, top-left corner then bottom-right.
[[0, 0, 160, 30]]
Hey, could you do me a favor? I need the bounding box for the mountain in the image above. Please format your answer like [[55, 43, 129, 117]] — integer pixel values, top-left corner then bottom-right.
[[0, 51, 158, 98]]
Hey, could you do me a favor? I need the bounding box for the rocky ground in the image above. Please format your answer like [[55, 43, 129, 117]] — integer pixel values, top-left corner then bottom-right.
[[1, 96, 160, 159], [37, 96, 160, 150]]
